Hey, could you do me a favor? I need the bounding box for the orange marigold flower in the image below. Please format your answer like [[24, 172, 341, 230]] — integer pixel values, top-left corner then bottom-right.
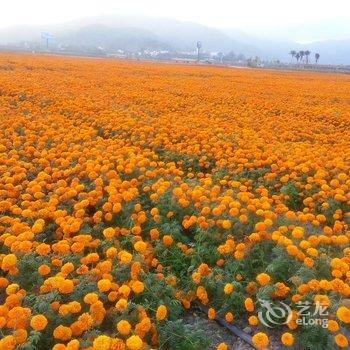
[[156, 305, 167, 321], [327, 320, 339, 332], [13, 329, 28, 344], [117, 319, 131, 335], [58, 279, 74, 294], [208, 307, 216, 320], [162, 235, 173, 246], [30, 315, 48, 331], [38, 264, 51, 276], [252, 332, 269, 349], [116, 298, 128, 312], [1, 254, 17, 271], [244, 298, 254, 312], [217, 343, 228, 350], [0, 335, 16, 350], [119, 251, 133, 264], [134, 240, 147, 253], [131, 280, 144, 294], [337, 306, 350, 323], [224, 283, 234, 295], [225, 312, 234, 323], [103, 227, 115, 239], [256, 273, 271, 286], [334, 334, 349, 348], [248, 315, 258, 326], [281, 332, 294, 346], [53, 325, 72, 341], [93, 335, 112, 350], [84, 293, 99, 305], [222, 220, 232, 229], [126, 335, 143, 350], [97, 278, 112, 292]]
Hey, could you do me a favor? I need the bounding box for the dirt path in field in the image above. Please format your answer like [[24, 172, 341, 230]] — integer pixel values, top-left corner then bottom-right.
[[182, 311, 287, 350]]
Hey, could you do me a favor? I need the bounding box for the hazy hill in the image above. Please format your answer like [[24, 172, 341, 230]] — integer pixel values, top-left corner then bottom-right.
[[0, 15, 349, 64], [221, 27, 350, 64], [0, 15, 262, 56], [222, 28, 300, 62], [59, 15, 262, 55], [307, 39, 350, 65], [58, 24, 170, 52]]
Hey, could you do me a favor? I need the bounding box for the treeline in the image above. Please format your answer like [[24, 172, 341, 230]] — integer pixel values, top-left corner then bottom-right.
[[289, 50, 320, 63]]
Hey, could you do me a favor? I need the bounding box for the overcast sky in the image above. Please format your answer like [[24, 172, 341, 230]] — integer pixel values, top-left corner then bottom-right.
[[2, 0, 350, 40]]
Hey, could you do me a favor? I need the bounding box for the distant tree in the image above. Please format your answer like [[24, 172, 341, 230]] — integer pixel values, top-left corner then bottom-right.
[[224, 51, 237, 63], [237, 53, 246, 62], [305, 50, 311, 64], [295, 52, 301, 63], [315, 53, 320, 63], [299, 50, 305, 63], [217, 52, 224, 63], [289, 50, 297, 62], [247, 56, 261, 68]]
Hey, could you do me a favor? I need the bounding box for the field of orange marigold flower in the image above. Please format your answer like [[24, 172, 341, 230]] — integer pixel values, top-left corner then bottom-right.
[[0, 53, 349, 350]]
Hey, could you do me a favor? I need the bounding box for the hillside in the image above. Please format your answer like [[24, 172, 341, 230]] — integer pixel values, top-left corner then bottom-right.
[[0, 15, 349, 64], [58, 24, 170, 52]]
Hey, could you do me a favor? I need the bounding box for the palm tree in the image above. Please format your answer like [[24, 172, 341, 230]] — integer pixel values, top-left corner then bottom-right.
[[299, 50, 305, 63], [296, 52, 301, 63], [289, 50, 297, 63], [305, 50, 311, 64], [315, 53, 320, 63]]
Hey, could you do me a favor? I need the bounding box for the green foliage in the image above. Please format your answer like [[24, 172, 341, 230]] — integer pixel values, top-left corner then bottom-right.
[[239, 240, 275, 280], [313, 254, 332, 280], [266, 246, 300, 281], [295, 325, 332, 350], [70, 276, 98, 302], [232, 166, 271, 185], [154, 148, 215, 173], [295, 265, 317, 283], [111, 261, 132, 285], [191, 228, 222, 264], [281, 181, 303, 211], [12, 253, 47, 291], [23, 291, 59, 316], [157, 319, 209, 350], [136, 273, 183, 319], [156, 243, 193, 290], [321, 198, 349, 225], [18, 331, 42, 350]]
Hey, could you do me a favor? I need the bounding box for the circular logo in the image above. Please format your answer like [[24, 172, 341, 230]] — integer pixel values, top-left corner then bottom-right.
[[258, 299, 293, 328]]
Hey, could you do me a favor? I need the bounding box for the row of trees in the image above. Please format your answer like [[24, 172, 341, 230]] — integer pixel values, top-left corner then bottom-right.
[[289, 50, 320, 64]]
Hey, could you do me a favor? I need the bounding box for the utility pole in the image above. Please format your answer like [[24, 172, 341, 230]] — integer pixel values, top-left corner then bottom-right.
[[197, 41, 202, 63]]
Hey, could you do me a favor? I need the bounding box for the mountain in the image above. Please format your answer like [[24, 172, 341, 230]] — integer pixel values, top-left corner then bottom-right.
[[0, 15, 262, 56], [307, 39, 350, 65], [58, 24, 170, 52], [0, 15, 349, 64], [222, 28, 300, 62], [63, 15, 261, 54]]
